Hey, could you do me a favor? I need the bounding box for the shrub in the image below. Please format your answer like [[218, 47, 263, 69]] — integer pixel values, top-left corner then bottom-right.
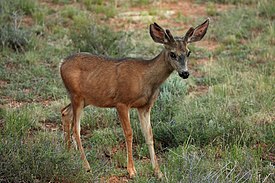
[[257, 0, 275, 19], [70, 23, 134, 57], [0, 133, 90, 182], [210, 8, 264, 44], [163, 145, 273, 182], [0, 23, 31, 52], [83, 0, 117, 18], [0, 0, 33, 52], [195, 0, 257, 4]]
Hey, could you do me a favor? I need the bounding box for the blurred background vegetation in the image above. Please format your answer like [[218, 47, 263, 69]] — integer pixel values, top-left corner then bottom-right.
[[0, 0, 274, 182]]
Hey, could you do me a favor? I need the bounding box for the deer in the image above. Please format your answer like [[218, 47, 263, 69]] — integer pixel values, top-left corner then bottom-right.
[[60, 18, 209, 179]]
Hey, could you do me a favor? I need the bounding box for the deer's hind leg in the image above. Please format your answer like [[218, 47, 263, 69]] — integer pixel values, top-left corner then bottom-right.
[[71, 96, 91, 171], [61, 104, 73, 150]]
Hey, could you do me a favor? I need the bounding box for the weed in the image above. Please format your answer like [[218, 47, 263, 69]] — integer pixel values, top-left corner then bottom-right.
[[130, 0, 153, 6], [195, 0, 257, 5], [83, 0, 117, 18], [2, 107, 34, 139], [257, 0, 275, 19], [70, 23, 134, 57], [61, 5, 79, 19], [83, 0, 104, 6], [163, 145, 271, 182], [0, 12, 32, 52], [0, 132, 90, 182], [209, 7, 264, 44], [86, 128, 120, 154], [113, 148, 128, 169], [33, 10, 46, 25], [206, 2, 219, 16], [0, 1, 35, 52], [52, 0, 71, 4]]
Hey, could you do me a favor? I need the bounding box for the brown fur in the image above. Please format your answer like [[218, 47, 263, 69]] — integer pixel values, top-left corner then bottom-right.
[[60, 51, 173, 108]]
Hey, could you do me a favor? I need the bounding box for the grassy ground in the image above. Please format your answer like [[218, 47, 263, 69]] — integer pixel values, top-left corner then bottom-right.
[[0, 0, 274, 182]]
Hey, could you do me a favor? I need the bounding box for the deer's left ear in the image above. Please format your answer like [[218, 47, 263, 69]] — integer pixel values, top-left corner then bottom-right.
[[185, 18, 210, 43]]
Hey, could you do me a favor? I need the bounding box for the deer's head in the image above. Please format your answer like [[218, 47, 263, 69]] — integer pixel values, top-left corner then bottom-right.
[[150, 18, 210, 79]]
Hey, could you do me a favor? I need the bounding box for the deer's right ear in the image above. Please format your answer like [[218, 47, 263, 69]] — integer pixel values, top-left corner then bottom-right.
[[150, 23, 169, 44]]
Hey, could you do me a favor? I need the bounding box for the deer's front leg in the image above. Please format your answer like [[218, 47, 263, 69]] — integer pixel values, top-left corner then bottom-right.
[[116, 104, 136, 178], [137, 106, 163, 179]]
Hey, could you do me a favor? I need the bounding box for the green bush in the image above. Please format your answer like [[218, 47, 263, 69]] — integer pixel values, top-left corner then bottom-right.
[[152, 74, 189, 124], [163, 145, 271, 182], [82, 0, 117, 18], [0, 0, 34, 52], [0, 133, 90, 182], [0, 23, 31, 52], [70, 23, 134, 57], [2, 108, 34, 139], [153, 51, 275, 149], [195, 0, 257, 4], [0, 0, 38, 16], [258, 0, 275, 19], [210, 8, 265, 44]]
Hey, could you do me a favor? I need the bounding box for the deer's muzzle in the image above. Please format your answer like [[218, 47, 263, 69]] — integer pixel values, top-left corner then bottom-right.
[[179, 71, 189, 79]]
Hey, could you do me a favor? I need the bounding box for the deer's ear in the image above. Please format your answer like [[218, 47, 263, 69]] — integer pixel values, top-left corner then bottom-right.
[[150, 23, 169, 44], [185, 18, 210, 43]]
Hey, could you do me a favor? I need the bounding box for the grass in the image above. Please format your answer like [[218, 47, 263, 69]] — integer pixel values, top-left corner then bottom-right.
[[83, 0, 117, 19], [0, 0, 274, 182]]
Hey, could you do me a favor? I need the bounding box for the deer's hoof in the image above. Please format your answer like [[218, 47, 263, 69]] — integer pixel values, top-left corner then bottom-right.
[[154, 169, 163, 180], [128, 168, 137, 179], [84, 163, 91, 173]]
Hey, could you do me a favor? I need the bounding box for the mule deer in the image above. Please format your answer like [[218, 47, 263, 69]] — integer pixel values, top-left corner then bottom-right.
[[60, 18, 209, 178]]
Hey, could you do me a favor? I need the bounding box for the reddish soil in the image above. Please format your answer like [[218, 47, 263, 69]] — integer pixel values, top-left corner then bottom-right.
[[0, 80, 8, 87], [188, 85, 209, 96], [40, 120, 60, 131], [101, 175, 129, 183]]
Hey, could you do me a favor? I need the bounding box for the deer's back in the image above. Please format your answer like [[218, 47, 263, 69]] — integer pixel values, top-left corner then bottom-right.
[[60, 53, 156, 108]]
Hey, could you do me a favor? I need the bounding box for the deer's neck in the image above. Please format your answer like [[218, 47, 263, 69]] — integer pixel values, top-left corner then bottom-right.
[[146, 50, 174, 89]]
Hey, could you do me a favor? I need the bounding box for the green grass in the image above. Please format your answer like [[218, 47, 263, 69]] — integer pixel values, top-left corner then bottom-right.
[[83, 0, 117, 19], [0, 0, 274, 182], [196, 0, 258, 4]]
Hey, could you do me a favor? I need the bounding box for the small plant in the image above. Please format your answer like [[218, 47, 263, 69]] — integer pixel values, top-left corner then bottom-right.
[[83, 0, 104, 6], [70, 23, 134, 57], [52, 0, 71, 4], [2, 108, 33, 139], [83, 0, 117, 19], [206, 2, 219, 16], [0, 23, 31, 52], [0, 133, 90, 182], [17, 0, 37, 16], [130, 0, 152, 6], [61, 5, 79, 19], [257, 0, 275, 19], [0, 0, 33, 52], [195, 0, 257, 5]]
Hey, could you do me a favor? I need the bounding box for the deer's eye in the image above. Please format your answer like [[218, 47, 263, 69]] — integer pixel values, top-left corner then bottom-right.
[[170, 52, 177, 59], [187, 50, 191, 57]]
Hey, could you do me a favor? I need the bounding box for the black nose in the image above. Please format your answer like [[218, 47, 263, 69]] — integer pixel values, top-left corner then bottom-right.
[[179, 71, 189, 79]]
